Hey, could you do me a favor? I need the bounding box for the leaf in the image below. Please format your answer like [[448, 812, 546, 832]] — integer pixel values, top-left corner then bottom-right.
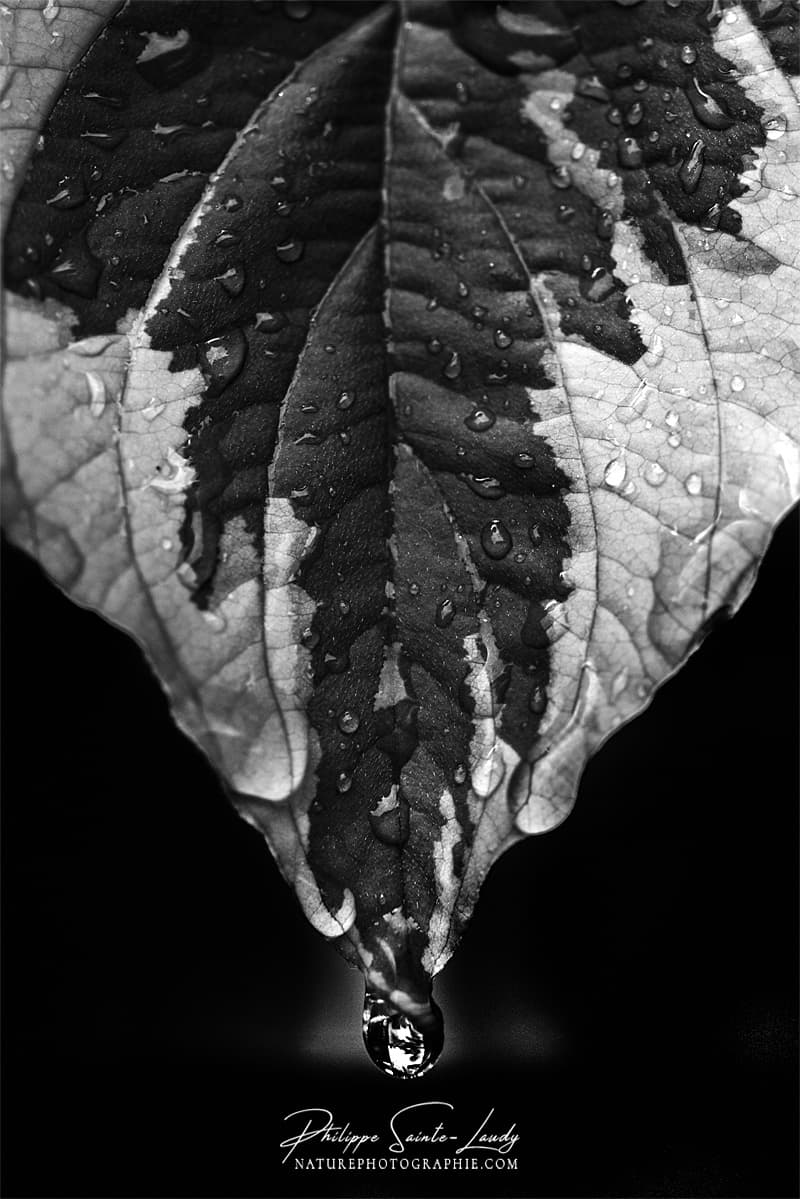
[[2, 0, 799, 1058]]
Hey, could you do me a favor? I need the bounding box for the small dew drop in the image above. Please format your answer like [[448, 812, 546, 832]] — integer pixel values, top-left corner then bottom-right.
[[680, 43, 697, 64], [453, 763, 467, 785], [685, 472, 703, 496], [464, 474, 505, 500], [643, 460, 667, 487], [480, 519, 513, 560], [764, 114, 787, 140], [667, 432, 682, 448], [493, 328, 513, 349], [338, 710, 360, 735], [603, 455, 627, 491], [548, 165, 572, 190], [202, 609, 227, 633], [435, 597, 456, 628], [442, 350, 462, 380], [465, 408, 495, 433], [275, 237, 304, 262], [529, 685, 547, 715], [730, 375, 745, 392], [84, 370, 107, 418]]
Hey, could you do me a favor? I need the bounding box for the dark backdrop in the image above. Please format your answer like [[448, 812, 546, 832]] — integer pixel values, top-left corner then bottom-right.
[[2, 509, 798, 1199]]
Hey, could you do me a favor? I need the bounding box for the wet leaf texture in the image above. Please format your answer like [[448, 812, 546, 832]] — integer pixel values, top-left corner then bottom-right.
[[3, 0, 798, 1014]]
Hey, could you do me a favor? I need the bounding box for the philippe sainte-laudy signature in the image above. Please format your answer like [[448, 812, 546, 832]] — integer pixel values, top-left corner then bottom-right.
[[280, 1102, 520, 1164]]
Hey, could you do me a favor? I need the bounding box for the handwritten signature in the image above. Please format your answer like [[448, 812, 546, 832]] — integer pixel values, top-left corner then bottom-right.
[[280, 1102, 519, 1163]]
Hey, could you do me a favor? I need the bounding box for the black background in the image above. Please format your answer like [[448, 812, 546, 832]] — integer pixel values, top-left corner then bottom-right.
[[2, 509, 798, 1199]]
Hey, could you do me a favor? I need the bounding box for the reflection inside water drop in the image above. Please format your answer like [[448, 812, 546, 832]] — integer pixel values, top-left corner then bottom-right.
[[362, 990, 444, 1079]]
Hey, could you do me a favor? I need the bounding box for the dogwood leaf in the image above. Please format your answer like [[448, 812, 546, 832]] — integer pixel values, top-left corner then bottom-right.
[[2, 0, 798, 1039]]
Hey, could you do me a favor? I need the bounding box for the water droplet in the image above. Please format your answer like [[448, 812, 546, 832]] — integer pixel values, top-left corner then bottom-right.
[[84, 371, 107, 418], [46, 176, 87, 209], [290, 485, 312, 505], [49, 240, 102, 298], [408, 581, 420, 597], [730, 375, 745, 392], [42, 0, 59, 22], [607, 106, 623, 126], [336, 771, 353, 793], [643, 460, 667, 487], [667, 432, 682, 448], [625, 100, 644, 127], [514, 451, 535, 470], [557, 203, 576, 223], [548, 165, 572, 190], [254, 310, 285, 332], [336, 389, 356, 411], [338, 709, 360, 736], [81, 88, 125, 108], [604, 455, 627, 491], [300, 625, 319, 649], [595, 209, 614, 239], [680, 43, 697, 64], [455, 80, 469, 105], [295, 430, 323, 447], [222, 194, 243, 212], [577, 74, 609, 102], [284, 0, 312, 18], [764, 114, 787, 140], [584, 267, 615, 302], [199, 329, 248, 394], [363, 990, 444, 1079], [427, 337, 443, 355], [215, 264, 245, 296], [453, 763, 467, 785], [529, 685, 547, 715], [685, 472, 703, 496], [679, 139, 705, 193], [493, 328, 513, 350], [80, 129, 128, 150], [465, 408, 495, 432], [480, 519, 513, 560], [435, 597, 456, 628], [464, 474, 505, 500], [442, 350, 461, 380], [571, 141, 586, 161], [275, 237, 304, 263], [686, 77, 733, 129], [457, 280, 469, 298], [618, 136, 643, 168]]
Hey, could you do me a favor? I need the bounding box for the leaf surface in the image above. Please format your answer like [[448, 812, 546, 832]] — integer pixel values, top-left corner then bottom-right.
[[3, 0, 799, 1021]]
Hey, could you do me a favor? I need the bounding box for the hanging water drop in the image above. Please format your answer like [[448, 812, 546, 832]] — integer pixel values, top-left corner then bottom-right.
[[480, 519, 513, 560], [362, 990, 444, 1079]]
